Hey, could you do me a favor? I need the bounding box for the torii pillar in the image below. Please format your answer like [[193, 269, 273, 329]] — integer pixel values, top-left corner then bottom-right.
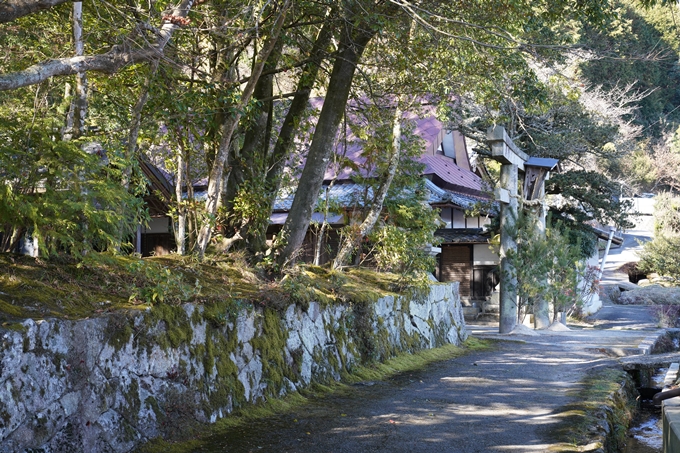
[[523, 156, 559, 328], [487, 126, 528, 334]]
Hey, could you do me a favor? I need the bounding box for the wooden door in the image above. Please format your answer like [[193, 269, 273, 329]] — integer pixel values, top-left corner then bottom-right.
[[440, 245, 471, 297]]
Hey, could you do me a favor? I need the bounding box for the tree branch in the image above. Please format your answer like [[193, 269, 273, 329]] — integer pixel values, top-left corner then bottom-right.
[[0, 0, 71, 24], [0, 0, 195, 91]]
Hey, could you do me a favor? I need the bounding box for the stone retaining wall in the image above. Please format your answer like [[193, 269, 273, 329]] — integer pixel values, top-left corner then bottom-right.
[[0, 283, 466, 453]]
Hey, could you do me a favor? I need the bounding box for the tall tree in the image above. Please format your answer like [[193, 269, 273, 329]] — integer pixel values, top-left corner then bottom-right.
[[276, 1, 399, 266], [195, 0, 290, 259], [222, 5, 337, 256]]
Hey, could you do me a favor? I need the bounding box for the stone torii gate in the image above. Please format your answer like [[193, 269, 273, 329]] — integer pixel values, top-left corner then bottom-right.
[[487, 126, 557, 334]]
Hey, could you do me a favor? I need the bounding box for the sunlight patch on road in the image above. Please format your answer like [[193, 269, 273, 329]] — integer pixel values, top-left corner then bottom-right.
[[445, 403, 554, 420], [494, 444, 554, 451]]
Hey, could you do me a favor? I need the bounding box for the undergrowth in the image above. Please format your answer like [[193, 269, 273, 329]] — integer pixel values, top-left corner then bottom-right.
[[0, 252, 415, 323]]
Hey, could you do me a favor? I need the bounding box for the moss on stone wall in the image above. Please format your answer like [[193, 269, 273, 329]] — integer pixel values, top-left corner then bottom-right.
[[250, 308, 291, 397], [106, 314, 134, 351], [1, 260, 465, 453], [143, 304, 193, 350], [548, 368, 636, 452], [201, 319, 244, 414]]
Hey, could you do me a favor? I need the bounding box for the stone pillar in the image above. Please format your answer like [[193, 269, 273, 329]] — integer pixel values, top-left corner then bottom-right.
[[488, 126, 529, 334], [499, 163, 518, 333], [136, 224, 142, 255], [532, 188, 551, 329]]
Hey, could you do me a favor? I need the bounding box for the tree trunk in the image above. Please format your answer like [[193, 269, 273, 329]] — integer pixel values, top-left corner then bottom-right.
[[256, 16, 335, 254], [72, 1, 87, 137], [63, 2, 86, 141], [0, 0, 71, 23], [313, 180, 336, 266], [276, 24, 376, 267], [223, 40, 282, 254], [196, 2, 289, 259], [175, 149, 186, 255], [332, 104, 403, 269], [123, 62, 159, 188], [62, 82, 74, 140]]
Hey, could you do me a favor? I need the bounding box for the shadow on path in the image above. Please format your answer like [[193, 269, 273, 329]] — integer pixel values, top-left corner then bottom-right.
[[188, 325, 653, 453]]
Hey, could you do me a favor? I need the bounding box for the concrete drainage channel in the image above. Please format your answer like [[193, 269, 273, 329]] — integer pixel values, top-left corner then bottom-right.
[[657, 364, 680, 452], [625, 368, 668, 453], [622, 330, 680, 453]]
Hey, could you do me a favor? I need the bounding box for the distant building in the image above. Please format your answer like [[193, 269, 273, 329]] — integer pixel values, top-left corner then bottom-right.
[[269, 101, 499, 303]]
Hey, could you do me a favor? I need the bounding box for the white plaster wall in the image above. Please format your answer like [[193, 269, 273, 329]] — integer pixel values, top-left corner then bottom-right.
[[440, 207, 452, 228], [473, 244, 499, 266], [621, 197, 655, 216], [580, 251, 602, 316], [453, 209, 465, 228]]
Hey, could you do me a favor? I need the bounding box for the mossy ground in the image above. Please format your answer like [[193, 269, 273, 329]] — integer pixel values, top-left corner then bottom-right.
[[0, 252, 406, 324], [548, 368, 636, 452], [135, 338, 491, 453]]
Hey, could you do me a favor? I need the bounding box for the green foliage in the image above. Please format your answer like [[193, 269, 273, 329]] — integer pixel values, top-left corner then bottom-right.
[[508, 210, 598, 320], [638, 193, 680, 277], [334, 102, 439, 279], [461, 64, 632, 243], [547, 171, 634, 230], [217, 178, 271, 240], [623, 147, 658, 191], [653, 192, 680, 234], [126, 260, 202, 305], [543, 227, 589, 316], [0, 133, 147, 257], [579, 1, 680, 136], [366, 195, 440, 278], [0, 0, 647, 268]]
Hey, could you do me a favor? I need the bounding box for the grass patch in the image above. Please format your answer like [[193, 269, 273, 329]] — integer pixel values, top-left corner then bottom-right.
[[548, 368, 636, 452], [341, 336, 490, 384], [0, 252, 414, 323], [135, 338, 492, 453]]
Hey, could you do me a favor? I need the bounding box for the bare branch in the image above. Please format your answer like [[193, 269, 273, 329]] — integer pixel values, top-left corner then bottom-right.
[[388, 0, 575, 52]]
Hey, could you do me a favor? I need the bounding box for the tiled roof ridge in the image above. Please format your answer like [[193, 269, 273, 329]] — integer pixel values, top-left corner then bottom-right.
[[425, 179, 491, 204]]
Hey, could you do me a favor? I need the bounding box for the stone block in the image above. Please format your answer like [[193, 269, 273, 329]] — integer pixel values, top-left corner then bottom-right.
[[462, 306, 480, 320]]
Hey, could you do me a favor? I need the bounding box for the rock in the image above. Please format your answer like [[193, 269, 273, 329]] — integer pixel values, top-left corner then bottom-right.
[[618, 285, 680, 305], [617, 281, 639, 292], [650, 276, 677, 287]]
